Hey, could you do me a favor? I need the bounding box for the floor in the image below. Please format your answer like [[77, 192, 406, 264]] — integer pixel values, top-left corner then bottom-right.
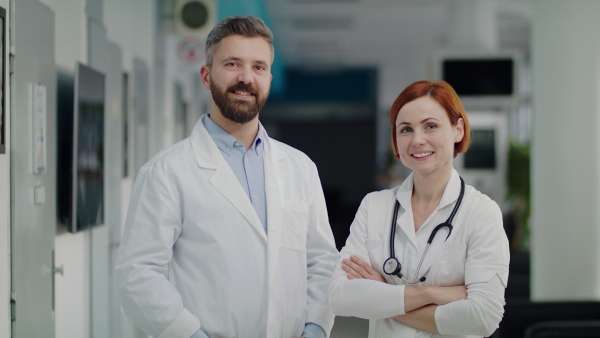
[[330, 317, 369, 338]]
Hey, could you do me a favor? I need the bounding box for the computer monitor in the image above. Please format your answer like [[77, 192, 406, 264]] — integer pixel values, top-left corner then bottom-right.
[[432, 50, 522, 110], [57, 63, 105, 232]]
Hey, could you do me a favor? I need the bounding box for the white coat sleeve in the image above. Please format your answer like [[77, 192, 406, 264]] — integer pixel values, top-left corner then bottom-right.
[[115, 165, 200, 338], [305, 163, 341, 336], [435, 199, 510, 337], [328, 194, 407, 320]]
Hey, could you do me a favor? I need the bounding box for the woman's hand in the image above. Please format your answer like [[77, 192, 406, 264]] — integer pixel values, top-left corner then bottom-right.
[[342, 255, 387, 283]]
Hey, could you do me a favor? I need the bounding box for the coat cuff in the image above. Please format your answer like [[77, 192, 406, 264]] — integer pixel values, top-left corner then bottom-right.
[[305, 304, 335, 337], [157, 309, 200, 338]]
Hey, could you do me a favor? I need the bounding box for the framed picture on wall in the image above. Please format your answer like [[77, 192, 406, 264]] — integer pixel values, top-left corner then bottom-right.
[[0, 6, 6, 154]]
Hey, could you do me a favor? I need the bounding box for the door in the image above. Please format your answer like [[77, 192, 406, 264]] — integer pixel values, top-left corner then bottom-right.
[[10, 0, 56, 336]]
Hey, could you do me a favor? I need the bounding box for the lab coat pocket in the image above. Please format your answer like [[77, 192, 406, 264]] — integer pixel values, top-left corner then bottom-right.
[[280, 201, 309, 252], [433, 240, 467, 286]]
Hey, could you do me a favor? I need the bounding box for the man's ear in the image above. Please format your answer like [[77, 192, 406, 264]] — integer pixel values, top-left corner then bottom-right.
[[200, 65, 211, 90]]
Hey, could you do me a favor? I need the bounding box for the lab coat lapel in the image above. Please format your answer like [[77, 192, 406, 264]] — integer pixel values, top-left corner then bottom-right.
[[263, 137, 286, 288], [263, 136, 289, 338], [395, 174, 418, 247], [438, 170, 462, 210], [190, 116, 267, 242]]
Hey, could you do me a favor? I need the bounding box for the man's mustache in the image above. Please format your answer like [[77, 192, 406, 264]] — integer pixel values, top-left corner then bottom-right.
[[228, 82, 257, 96]]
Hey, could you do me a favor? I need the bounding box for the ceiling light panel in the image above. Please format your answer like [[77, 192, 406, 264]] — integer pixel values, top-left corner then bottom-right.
[[290, 0, 358, 3], [292, 17, 353, 30]]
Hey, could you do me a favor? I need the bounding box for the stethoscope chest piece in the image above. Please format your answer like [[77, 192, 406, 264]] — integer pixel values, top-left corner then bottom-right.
[[383, 257, 402, 277]]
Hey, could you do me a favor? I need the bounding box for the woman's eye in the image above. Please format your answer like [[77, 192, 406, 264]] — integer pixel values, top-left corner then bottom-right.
[[426, 124, 437, 130], [399, 127, 411, 134]]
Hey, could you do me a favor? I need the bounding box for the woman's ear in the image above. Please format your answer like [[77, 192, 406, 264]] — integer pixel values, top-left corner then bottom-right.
[[455, 118, 465, 143]]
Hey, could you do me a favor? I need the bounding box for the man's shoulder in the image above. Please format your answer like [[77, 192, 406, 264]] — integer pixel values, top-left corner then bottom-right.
[[269, 137, 314, 164], [143, 138, 193, 170]]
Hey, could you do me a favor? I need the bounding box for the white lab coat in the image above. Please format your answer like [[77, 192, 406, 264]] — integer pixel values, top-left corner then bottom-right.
[[116, 115, 338, 338], [328, 170, 510, 338]]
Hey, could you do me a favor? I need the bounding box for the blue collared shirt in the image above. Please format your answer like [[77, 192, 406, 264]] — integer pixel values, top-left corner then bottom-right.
[[203, 115, 268, 233], [201, 116, 325, 338], [190, 324, 325, 338]]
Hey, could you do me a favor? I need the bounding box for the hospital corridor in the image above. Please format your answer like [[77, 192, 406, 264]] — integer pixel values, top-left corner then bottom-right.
[[1, 0, 600, 337]]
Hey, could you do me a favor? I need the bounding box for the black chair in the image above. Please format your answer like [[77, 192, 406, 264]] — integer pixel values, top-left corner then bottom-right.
[[524, 320, 600, 338], [496, 300, 600, 338]]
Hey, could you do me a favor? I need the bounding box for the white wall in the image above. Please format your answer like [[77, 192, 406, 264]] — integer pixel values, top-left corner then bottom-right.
[[0, 143, 9, 337], [30, 1, 159, 337], [33, 0, 90, 336], [0, 2, 11, 338], [104, 0, 159, 244], [531, 0, 600, 300]]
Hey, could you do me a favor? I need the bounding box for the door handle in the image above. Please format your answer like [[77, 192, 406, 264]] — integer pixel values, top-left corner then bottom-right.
[[52, 265, 64, 276]]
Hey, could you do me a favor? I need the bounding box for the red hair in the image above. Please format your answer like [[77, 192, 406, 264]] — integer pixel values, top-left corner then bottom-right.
[[389, 80, 470, 158]]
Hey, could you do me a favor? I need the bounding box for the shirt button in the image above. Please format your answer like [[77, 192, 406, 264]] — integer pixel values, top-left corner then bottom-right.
[[234, 142, 240, 147], [253, 194, 258, 199], [226, 147, 231, 152]]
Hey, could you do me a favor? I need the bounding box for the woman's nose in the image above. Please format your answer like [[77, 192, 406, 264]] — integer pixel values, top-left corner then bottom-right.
[[411, 130, 426, 145]]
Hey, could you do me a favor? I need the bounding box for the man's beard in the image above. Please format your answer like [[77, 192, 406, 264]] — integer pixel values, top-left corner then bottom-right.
[[210, 78, 269, 124]]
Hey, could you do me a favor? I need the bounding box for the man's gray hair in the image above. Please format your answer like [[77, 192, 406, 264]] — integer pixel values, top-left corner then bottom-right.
[[205, 15, 274, 67]]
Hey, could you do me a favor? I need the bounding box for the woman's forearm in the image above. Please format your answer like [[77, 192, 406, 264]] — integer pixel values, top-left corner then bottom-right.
[[392, 304, 439, 333], [403, 286, 436, 313], [329, 278, 407, 319], [392, 285, 468, 333], [404, 285, 467, 313]]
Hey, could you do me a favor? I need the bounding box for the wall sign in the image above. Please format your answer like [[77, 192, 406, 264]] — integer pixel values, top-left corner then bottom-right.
[[31, 83, 47, 174]]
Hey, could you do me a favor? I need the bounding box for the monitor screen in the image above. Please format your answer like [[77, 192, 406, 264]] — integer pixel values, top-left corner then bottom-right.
[[464, 129, 496, 169], [442, 58, 514, 96], [57, 63, 105, 232], [73, 63, 105, 231]]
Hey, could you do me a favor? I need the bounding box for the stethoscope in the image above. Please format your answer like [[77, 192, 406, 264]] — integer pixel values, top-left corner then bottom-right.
[[383, 177, 465, 284]]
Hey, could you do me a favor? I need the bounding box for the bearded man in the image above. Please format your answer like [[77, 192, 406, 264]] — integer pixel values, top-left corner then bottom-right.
[[116, 15, 338, 338]]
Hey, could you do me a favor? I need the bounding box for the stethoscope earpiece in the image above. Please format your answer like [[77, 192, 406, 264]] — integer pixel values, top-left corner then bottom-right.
[[383, 177, 465, 284]]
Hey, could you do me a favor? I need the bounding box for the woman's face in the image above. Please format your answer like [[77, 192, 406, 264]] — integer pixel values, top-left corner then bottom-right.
[[395, 96, 464, 176]]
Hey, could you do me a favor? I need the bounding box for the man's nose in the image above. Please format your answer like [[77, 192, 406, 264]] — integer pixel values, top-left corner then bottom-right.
[[237, 66, 253, 84]]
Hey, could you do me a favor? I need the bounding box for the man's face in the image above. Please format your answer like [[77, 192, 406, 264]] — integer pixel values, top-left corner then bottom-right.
[[202, 35, 273, 124]]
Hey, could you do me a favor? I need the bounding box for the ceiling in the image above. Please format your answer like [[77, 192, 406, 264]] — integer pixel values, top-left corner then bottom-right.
[[264, 0, 532, 69]]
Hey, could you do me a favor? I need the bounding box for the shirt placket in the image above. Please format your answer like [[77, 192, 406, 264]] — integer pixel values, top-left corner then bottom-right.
[[244, 145, 267, 232]]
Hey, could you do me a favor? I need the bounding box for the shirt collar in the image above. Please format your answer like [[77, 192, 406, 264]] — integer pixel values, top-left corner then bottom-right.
[[396, 169, 462, 211], [203, 114, 265, 155]]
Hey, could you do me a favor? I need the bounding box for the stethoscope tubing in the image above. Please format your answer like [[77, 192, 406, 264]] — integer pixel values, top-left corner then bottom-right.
[[384, 177, 465, 283]]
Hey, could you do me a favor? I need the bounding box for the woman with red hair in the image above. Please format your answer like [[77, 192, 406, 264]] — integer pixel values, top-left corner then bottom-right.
[[328, 80, 509, 337]]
